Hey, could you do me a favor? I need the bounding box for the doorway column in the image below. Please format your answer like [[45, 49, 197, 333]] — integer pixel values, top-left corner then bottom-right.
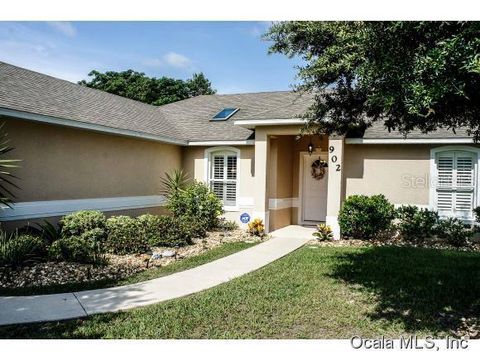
[[253, 128, 270, 232], [326, 136, 345, 239]]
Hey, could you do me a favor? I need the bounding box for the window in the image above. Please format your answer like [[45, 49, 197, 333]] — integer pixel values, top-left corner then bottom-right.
[[209, 150, 238, 207], [211, 108, 239, 121], [434, 149, 477, 219]]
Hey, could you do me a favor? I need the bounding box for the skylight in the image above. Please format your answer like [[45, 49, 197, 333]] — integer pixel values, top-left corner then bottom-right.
[[211, 108, 239, 121]]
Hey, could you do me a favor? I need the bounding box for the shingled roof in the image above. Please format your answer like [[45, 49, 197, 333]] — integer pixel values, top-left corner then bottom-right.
[[0, 61, 313, 143], [0, 61, 472, 143]]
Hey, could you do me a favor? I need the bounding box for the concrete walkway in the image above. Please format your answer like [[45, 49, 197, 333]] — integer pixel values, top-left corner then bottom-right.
[[0, 225, 313, 326]]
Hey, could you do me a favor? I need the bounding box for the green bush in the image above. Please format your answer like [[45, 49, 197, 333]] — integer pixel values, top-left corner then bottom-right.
[[137, 214, 164, 246], [49, 234, 103, 264], [60, 210, 106, 238], [396, 205, 439, 243], [180, 216, 209, 238], [151, 215, 193, 247], [436, 218, 473, 247], [105, 216, 148, 254], [338, 194, 395, 240], [167, 181, 223, 231], [136, 214, 194, 247], [0, 232, 45, 267]]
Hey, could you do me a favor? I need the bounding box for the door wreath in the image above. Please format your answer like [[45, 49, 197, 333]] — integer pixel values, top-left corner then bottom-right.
[[311, 159, 328, 180]]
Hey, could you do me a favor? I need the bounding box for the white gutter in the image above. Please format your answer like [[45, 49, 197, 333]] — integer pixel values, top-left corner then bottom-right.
[[0, 107, 188, 146], [346, 137, 474, 144], [234, 118, 306, 128], [188, 140, 255, 146]]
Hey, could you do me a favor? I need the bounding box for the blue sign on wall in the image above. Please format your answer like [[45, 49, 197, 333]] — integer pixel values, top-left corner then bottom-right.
[[240, 213, 251, 224]]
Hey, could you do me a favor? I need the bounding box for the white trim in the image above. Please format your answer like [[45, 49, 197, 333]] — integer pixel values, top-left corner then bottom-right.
[[346, 137, 474, 145], [429, 145, 480, 221], [268, 197, 299, 210], [204, 146, 241, 210], [188, 140, 254, 146], [0, 195, 166, 221], [234, 118, 306, 128], [0, 107, 187, 146]]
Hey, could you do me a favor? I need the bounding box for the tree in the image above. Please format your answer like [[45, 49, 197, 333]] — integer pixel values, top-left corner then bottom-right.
[[187, 73, 216, 97], [79, 70, 216, 106], [265, 22, 480, 139]]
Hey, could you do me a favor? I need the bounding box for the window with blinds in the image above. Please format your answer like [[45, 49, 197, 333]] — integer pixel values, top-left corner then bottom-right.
[[435, 150, 476, 219], [210, 151, 238, 207]]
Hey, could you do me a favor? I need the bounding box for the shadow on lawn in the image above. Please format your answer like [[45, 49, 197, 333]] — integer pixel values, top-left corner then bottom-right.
[[329, 246, 480, 335]]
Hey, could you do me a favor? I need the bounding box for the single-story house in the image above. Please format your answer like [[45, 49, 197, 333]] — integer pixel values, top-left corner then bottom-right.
[[1, 61, 478, 239]]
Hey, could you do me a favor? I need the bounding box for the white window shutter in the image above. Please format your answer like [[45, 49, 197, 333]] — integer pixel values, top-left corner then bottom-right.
[[435, 150, 476, 219], [209, 151, 238, 207]]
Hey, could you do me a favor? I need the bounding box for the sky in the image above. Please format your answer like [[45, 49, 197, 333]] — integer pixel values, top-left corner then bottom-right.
[[0, 21, 303, 94]]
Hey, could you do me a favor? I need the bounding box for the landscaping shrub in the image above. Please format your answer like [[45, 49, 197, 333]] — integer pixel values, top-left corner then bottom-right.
[[436, 218, 473, 247], [49, 232, 105, 264], [248, 218, 265, 237], [179, 216, 209, 239], [0, 232, 45, 267], [313, 224, 333, 242], [396, 205, 439, 243], [474, 206, 480, 223], [105, 216, 148, 254], [60, 210, 106, 238], [137, 214, 164, 246], [338, 194, 395, 240], [167, 181, 223, 230], [137, 214, 193, 247]]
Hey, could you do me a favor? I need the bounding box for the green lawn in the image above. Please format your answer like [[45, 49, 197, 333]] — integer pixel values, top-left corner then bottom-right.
[[0, 242, 257, 296], [1, 245, 479, 339]]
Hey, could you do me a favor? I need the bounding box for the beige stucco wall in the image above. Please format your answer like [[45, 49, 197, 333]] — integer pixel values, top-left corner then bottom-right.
[[342, 144, 480, 206], [181, 145, 255, 226], [2, 117, 182, 201]]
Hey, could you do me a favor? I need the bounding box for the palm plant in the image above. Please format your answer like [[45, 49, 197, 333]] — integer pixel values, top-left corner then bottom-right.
[[160, 169, 190, 198], [0, 124, 20, 207]]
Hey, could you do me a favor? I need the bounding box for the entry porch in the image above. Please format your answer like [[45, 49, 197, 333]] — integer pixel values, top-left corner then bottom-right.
[[252, 126, 344, 238]]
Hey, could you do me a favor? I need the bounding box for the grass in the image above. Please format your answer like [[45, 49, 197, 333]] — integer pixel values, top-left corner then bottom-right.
[[1, 245, 479, 339], [0, 242, 257, 296]]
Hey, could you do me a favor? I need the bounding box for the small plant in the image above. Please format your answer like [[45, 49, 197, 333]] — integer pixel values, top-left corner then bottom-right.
[[396, 205, 439, 243], [436, 218, 473, 247], [60, 210, 106, 238], [105, 216, 148, 254], [0, 123, 21, 207], [248, 218, 265, 237], [338, 194, 395, 240], [218, 217, 239, 231], [160, 169, 190, 198], [167, 181, 223, 230], [0, 231, 45, 267], [313, 224, 333, 242]]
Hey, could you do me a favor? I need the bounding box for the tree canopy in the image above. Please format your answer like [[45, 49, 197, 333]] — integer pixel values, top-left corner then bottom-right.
[[265, 21, 480, 139], [79, 70, 216, 106]]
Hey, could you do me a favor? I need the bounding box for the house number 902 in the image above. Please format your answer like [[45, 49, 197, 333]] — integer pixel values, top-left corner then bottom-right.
[[329, 146, 341, 172]]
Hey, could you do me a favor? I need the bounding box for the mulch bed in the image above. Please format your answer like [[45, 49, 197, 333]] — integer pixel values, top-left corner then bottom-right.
[[307, 238, 480, 252], [0, 230, 265, 289]]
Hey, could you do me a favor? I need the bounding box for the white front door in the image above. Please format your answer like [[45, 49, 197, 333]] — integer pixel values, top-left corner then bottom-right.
[[302, 154, 328, 223]]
